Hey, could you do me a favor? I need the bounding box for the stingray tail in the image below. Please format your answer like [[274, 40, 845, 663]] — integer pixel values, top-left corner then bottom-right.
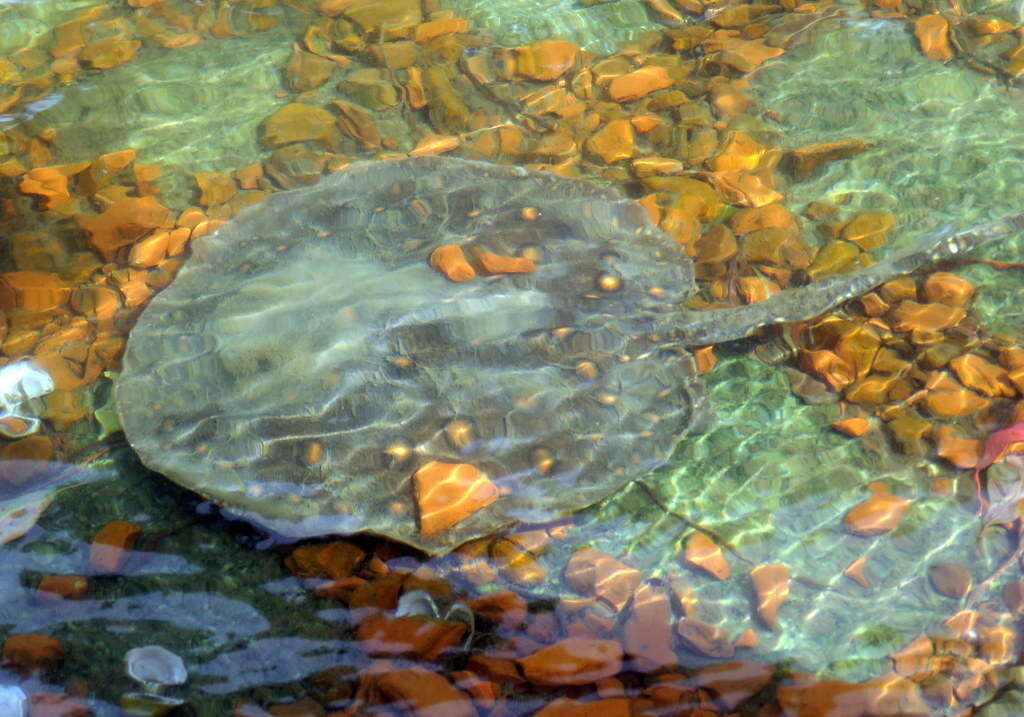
[[673, 212, 1024, 346]]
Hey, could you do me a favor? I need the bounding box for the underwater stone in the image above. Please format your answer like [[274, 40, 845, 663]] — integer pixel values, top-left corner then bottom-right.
[[125, 645, 187, 693]]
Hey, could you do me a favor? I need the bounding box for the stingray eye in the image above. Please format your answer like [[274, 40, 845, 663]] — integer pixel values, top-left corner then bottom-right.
[[595, 272, 622, 292]]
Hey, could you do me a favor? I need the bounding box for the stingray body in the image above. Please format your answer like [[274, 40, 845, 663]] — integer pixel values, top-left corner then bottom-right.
[[116, 157, 1024, 554]]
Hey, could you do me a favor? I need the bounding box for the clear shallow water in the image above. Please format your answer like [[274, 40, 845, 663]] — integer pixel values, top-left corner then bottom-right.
[[2, 0, 1024, 713]]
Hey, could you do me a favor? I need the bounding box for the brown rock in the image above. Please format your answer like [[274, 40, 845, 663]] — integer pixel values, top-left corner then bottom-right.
[[682, 532, 731, 580], [691, 660, 773, 710], [675, 618, 734, 658], [89, 520, 141, 574], [749, 563, 789, 630], [412, 461, 498, 536], [468, 591, 527, 629], [623, 584, 676, 673], [922, 272, 974, 307], [2, 633, 64, 673], [585, 119, 635, 164], [429, 245, 476, 282], [516, 40, 578, 81], [534, 697, 631, 717], [843, 482, 911, 536], [262, 103, 338, 149], [564, 548, 641, 612], [608, 66, 673, 102], [36, 575, 88, 604], [375, 667, 475, 717], [518, 638, 623, 686], [928, 562, 972, 599], [356, 613, 466, 661], [915, 14, 954, 61]]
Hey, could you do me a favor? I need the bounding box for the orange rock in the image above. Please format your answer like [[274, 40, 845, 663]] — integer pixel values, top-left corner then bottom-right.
[[806, 239, 860, 280], [36, 575, 88, 604], [608, 65, 673, 103], [195, 172, 237, 207], [682, 532, 730, 580], [29, 693, 89, 717], [948, 353, 1015, 398], [0, 271, 71, 312], [675, 618, 734, 658], [749, 563, 789, 630], [797, 349, 855, 392], [777, 680, 875, 716], [489, 538, 547, 587], [429, 245, 476, 282], [586, 119, 635, 164], [534, 697, 630, 717], [564, 547, 641, 612], [729, 203, 796, 236], [79, 36, 141, 69], [922, 387, 990, 417], [832, 417, 869, 437], [88, 520, 141, 574], [709, 131, 766, 172], [703, 32, 784, 71], [889, 300, 965, 332], [409, 134, 461, 156], [2, 633, 64, 673], [922, 271, 974, 307], [707, 169, 782, 208], [518, 637, 623, 686], [623, 584, 676, 673], [412, 17, 469, 43], [356, 613, 466, 660], [693, 346, 716, 375], [412, 461, 498, 536], [19, 167, 72, 209], [375, 667, 475, 717], [733, 629, 758, 648], [915, 14, 954, 61], [516, 40, 578, 81], [127, 231, 169, 269], [786, 138, 871, 179], [285, 540, 366, 579], [78, 196, 173, 261], [843, 556, 871, 588], [468, 591, 527, 629], [472, 249, 536, 275], [262, 103, 338, 148], [467, 654, 526, 684], [843, 482, 911, 536], [632, 156, 683, 177], [929, 562, 972, 599], [450, 671, 500, 710], [840, 210, 895, 250]]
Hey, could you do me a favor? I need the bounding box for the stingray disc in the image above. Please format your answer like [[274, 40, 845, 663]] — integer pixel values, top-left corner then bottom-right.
[[117, 157, 708, 554]]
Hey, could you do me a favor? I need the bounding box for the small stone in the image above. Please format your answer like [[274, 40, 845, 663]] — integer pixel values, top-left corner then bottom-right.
[[2, 634, 64, 674], [843, 482, 911, 536], [622, 584, 676, 673], [585, 119, 635, 164], [842, 556, 871, 588], [472, 248, 536, 275], [413, 461, 498, 536], [840, 210, 895, 250], [429, 245, 476, 282], [749, 563, 789, 631], [564, 548, 641, 612], [356, 613, 466, 661], [261, 103, 338, 149], [516, 40, 579, 81], [915, 14, 954, 61], [690, 660, 773, 711], [518, 638, 623, 686], [467, 591, 527, 629], [889, 300, 965, 332], [608, 66, 673, 102], [929, 562, 972, 599], [682, 532, 731, 580], [89, 520, 141, 574], [675, 618, 734, 658], [375, 667, 475, 717], [36, 575, 88, 604], [832, 417, 869, 438], [922, 272, 975, 307]]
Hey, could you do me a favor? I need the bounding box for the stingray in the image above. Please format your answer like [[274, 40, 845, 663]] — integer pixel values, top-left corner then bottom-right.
[[115, 157, 1024, 554]]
